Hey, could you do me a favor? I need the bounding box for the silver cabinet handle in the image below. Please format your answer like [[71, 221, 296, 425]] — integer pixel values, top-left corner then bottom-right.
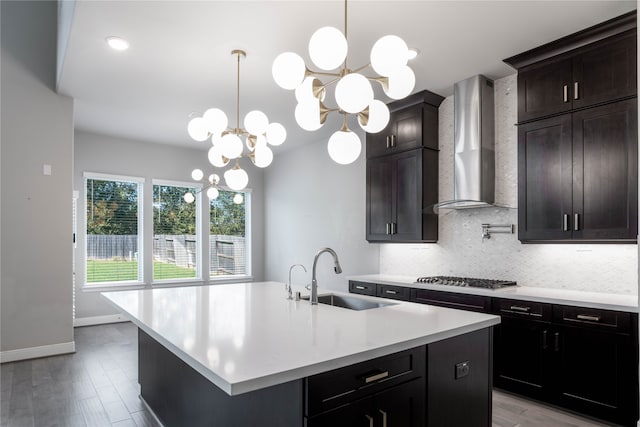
[[577, 314, 601, 322], [364, 371, 389, 383], [574, 82, 579, 100], [574, 213, 579, 231], [386, 223, 391, 235], [365, 414, 374, 427], [390, 135, 396, 147], [386, 136, 390, 149], [379, 409, 388, 427], [563, 85, 569, 103], [385, 289, 398, 294], [355, 285, 366, 290], [509, 305, 531, 312], [562, 214, 569, 231], [390, 223, 396, 234], [554, 332, 560, 352]]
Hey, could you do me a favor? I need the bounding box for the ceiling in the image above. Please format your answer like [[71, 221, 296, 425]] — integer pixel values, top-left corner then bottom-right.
[[58, 1, 636, 153]]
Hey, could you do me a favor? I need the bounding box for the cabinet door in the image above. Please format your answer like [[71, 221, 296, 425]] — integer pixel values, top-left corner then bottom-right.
[[392, 149, 423, 241], [572, 99, 638, 240], [373, 379, 425, 427], [305, 396, 373, 427], [366, 156, 393, 241], [518, 57, 573, 122], [572, 33, 637, 110], [555, 326, 635, 425], [392, 104, 423, 152], [518, 114, 573, 241], [494, 317, 551, 399], [366, 118, 394, 159]]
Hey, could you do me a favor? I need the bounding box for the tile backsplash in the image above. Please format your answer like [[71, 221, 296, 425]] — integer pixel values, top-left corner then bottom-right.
[[380, 74, 638, 295]]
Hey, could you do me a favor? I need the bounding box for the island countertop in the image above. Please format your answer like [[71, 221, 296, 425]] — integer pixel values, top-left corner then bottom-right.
[[102, 282, 500, 396]]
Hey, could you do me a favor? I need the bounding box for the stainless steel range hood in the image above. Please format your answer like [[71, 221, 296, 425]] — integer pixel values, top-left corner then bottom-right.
[[433, 75, 497, 213]]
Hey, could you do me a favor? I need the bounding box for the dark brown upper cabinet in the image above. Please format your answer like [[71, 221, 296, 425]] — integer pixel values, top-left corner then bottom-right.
[[366, 91, 442, 159], [365, 90, 443, 243], [505, 11, 637, 123], [507, 10, 638, 243]]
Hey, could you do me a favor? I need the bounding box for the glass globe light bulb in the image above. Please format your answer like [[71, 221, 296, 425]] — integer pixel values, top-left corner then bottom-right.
[[370, 35, 409, 77], [266, 122, 286, 146], [327, 130, 362, 165], [206, 187, 219, 200], [220, 133, 244, 159], [233, 194, 244, 204], [294, 100, 323, 131], [308, 26, 347, 71], [224, 166, 249, 191], [187, 117, 209, 142], [208, 145, 229, 168], [335, 73, 374, 114], [202, 108, 228, 134], [383, 65, 416, 100], [191, 168, 204, 181], [272, 52, 306, 90], [208, 174, 220, 185], [183, 192, 195, 204], [244, 110, 269, 136], [358, 100, 390, 133], [253, 145, 274, 168]]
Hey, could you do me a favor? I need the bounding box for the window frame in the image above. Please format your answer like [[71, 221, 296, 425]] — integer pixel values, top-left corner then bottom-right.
[[208, 186, 252, 281], [151, 179, 203, 285], [83, 172, 145, 288]]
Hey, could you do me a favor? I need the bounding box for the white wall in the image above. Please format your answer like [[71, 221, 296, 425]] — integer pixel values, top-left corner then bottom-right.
[[263, 137, 379, 292], [380, 75, 638, 294], [73, 130, 266, 320], [1, 1, 75, 358]]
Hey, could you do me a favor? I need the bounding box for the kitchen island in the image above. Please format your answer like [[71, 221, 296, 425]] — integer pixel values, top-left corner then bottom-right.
[[103, 282, 500, 426]]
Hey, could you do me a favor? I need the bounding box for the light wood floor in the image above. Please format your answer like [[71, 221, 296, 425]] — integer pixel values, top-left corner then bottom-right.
[[1, 322, 617, 427]]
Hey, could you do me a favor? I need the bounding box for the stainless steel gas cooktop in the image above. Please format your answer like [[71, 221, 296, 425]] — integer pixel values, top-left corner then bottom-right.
[[416, 276, 517, 290]]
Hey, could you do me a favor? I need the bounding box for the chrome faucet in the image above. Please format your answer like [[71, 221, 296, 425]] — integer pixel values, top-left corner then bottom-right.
[[286, 264, 307, 300], [310, 247, 342, 305]]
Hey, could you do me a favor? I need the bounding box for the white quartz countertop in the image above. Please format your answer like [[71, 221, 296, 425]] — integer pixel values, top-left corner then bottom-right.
[[102, 282, 499, 396], [349, 275, 639, 312]]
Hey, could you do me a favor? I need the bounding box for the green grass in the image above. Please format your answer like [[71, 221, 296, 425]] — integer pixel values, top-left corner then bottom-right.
[[86, 260, 195, 282]]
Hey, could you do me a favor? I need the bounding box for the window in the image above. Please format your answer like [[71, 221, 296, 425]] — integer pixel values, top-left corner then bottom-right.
[[210, 189, 250, 277], [85, 174, 143, 284], [153, 181, 200, 281]]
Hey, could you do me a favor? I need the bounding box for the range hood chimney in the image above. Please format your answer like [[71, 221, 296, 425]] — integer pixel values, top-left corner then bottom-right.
[[434, 74, 497, 213]]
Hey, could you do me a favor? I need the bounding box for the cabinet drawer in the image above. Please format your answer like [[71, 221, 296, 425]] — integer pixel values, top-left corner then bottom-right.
[[348, 281, 376, 296], [305, 346, 425, 416], [553, 305, 631, 332], [493, 298, 552, 321], [376, 284, 411, 301], [411, 289, 491, 313]]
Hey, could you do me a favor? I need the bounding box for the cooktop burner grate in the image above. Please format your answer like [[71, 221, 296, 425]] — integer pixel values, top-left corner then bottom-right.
[[416, 276, 517, 289]]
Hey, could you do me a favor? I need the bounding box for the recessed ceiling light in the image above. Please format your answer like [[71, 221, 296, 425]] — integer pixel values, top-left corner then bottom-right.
[[407, 48, 420, 60], [106, 36, 130, 51]]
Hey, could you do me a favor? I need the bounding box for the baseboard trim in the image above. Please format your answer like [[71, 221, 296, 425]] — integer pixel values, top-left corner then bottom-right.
[[74, 314, 128, 327], [1, 341, 75, 363]]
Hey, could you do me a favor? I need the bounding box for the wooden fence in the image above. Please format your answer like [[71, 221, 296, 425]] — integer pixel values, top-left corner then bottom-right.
[[87, 234, 246, 275]]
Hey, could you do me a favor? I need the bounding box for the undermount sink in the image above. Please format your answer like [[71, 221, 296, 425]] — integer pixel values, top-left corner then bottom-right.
[[302, 294, 396, 311]]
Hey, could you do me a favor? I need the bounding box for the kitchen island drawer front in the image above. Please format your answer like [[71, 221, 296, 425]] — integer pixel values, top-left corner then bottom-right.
[[305, 346, 425, 416], [411, 289, 491, 313], [493, 298, 552, 321], [376, 284, 411, 301], [554, 305, 631, 332], [348, 281, 376, 296]]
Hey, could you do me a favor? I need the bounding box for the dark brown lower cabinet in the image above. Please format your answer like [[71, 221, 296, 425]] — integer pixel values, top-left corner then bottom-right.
[[305, 379, 423, 427], [351, 281, 640, 426]]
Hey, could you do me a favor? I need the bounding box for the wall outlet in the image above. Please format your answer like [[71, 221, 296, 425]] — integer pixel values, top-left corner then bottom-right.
[[455, 361, 470, 379], [43, 164, 52, 175]]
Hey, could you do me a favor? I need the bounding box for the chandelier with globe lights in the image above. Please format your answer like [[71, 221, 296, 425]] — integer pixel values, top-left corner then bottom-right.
[[186, 49, 287, 195], [271, 0, 415, 165]]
